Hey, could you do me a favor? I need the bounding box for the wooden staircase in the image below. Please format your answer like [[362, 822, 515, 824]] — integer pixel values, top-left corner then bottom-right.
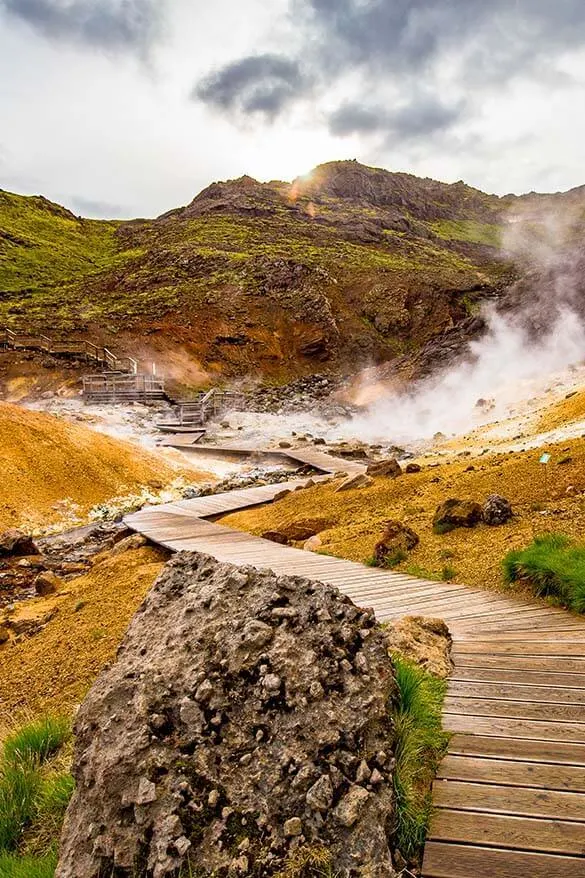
[[2, 327, 138, 374], [155, 389, 246, 429]]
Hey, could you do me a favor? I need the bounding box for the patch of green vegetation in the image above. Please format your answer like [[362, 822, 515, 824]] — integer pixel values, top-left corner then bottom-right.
[[391, 656, 449, 863], [503, 533, 585, 611], [0, 715, 73, 876], [0, 190, 126, 293], [441, 565, 457, 581], [366, 549, 408, 569], [429, 219, 502, 247]]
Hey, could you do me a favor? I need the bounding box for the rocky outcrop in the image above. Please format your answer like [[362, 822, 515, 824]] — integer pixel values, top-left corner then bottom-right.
[[57, 553, 398, 878], [433, 498, 483, 532], [374, 521, 419, 565]]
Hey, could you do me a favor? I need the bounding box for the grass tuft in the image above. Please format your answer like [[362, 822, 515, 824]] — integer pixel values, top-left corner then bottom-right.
[[391, 656, 449, 864], [0, 715, 73, 872], [503, 533, 585, 611], [2, 717, 70, 769]]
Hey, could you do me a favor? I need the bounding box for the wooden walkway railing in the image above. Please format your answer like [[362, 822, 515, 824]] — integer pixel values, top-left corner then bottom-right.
[[2, 327, 138, 374], [125, 445, 585, 878]]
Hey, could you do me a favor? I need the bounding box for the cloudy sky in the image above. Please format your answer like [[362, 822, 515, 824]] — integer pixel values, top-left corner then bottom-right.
[[1, 0, 585, 218]]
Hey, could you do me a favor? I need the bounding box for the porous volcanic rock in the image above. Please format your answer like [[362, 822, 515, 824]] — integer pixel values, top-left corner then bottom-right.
[[57, 553, 398, 878], [433, 498, 483, 532], [482, 494, 513, 526]]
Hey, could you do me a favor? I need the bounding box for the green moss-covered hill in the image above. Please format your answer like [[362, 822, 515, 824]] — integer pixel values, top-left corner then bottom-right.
[[1, 161, 582, 381]]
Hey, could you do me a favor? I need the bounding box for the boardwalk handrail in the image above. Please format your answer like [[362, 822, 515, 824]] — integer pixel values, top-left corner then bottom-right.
[[2, 327, 139, 374]]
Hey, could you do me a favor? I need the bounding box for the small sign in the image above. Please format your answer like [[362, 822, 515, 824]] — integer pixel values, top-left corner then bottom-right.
[[539, 453, 551, 464]]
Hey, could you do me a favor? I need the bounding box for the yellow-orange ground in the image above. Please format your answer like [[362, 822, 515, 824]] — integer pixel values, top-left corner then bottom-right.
[[0, 545, 166, 719], [0, 402, 207, 531], [222, 436, 585, 592], [537, 389, 585, 433]]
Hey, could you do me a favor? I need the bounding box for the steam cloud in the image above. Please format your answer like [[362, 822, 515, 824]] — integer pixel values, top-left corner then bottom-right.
[[347, 206, 585, 444]]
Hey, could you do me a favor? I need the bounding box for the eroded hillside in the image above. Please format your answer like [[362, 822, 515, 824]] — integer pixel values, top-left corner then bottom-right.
[[1, 161, 520, 382]]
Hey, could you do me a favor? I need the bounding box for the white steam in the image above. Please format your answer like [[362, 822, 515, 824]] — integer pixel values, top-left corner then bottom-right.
[[345, 204, 585, 444]]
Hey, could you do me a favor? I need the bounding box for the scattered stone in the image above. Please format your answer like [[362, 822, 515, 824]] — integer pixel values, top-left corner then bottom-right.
[[283, 817, 302, 837], [278, 441, 292, 449], [272, 489, 290, 502], [56, 553, 397, 878], [334, 786, 370, 827], [306, 775, 334, 812], [334, 473, 374, 493], [366, 459, 402, 479], [276, 518, 333, 542], [303, 535, 322, 552], [482, 494, 513, 526], [385, 616, 453, 678], [374, 520, 419, 564], [0, 529, 38, 557], [433, 498, 482, 532], [405, 463, 421, 474], [35, 570, 62, 596], [110, 534, 148, 555]]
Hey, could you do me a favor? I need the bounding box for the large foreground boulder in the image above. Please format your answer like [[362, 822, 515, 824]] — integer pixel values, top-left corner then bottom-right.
[[57, 553, 398, 878]]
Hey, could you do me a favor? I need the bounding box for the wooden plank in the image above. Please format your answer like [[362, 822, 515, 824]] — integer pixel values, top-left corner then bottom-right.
[[453, 655, 585, 673], [437, 755, 585, 792], [447, 680, 585, 705], [455, 630, 585, 642], [449, 734, 585, 765], [428, 808, 585, 855], [444, 715, 585, 743], [451, 667, 585, 689], [453, 642, 585, 657], [433, 779, 585, 820], [443, 696, 585, 723], [422, 842, 585, 878]]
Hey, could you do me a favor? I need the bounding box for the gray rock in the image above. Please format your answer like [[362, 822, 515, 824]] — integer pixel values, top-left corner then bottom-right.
[[306, 775, 334, 812], [283, 817, 302, 837]]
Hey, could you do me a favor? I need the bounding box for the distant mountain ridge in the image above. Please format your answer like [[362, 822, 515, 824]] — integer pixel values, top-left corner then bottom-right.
[[1, 160, 584, 384]]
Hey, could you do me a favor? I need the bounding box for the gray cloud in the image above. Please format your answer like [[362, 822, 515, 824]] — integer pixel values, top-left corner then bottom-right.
[[329, 96, 465, 142], [194, 53, 308, 120], [0, 0, 164, 52], [193, 0, 585, 146], [67, 195, 129, 218], [303, 0, 585, 79]]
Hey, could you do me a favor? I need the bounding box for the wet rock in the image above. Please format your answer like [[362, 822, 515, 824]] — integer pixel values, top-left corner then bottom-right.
[[366, 459, 402, 479], [374, 521, 419, 564], [334, 473, 374, 493], [405, 463, 421, 474], [56, 553, 397, 878], [433, 498, 482, 532], [0, 529, 38, 557], [482, 494, 513, 526]]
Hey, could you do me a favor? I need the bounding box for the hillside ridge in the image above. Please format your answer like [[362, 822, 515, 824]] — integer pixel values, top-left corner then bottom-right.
[[2, 160, 584, 385]]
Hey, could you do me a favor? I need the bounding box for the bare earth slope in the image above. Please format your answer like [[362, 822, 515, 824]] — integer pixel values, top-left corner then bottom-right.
[[0, 402, 198, 530]]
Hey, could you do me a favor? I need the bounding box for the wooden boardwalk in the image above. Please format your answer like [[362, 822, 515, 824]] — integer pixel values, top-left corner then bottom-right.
[[125, 445, 585, 877]]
